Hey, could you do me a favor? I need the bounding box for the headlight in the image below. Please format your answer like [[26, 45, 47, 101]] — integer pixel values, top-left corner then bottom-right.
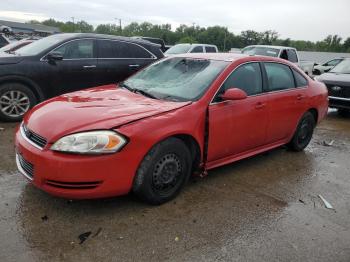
[[51, 131, 127, 154]]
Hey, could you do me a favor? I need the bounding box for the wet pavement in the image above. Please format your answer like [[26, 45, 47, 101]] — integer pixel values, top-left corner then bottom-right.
[[1, 111, 350, 262]]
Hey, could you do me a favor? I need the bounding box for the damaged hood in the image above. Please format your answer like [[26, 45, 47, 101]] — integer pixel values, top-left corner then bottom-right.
[[24, 85, 191, 142]]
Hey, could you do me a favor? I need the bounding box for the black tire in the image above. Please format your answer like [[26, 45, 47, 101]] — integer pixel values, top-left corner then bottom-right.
[[288, 112, 316, 151], [133, 137, 192, 205], [0, 83, 37, 122]]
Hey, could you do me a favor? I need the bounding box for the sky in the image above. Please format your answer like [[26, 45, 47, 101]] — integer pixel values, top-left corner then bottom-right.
[[1, 0, 349, 42]]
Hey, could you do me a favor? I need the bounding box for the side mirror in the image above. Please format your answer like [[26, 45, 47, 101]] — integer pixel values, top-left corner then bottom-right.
[[220, 88, 247, 101], [47, 52, 63, 62]]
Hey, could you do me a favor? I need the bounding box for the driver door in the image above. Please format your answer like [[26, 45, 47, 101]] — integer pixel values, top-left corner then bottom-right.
[[207, 62, 269, 163]]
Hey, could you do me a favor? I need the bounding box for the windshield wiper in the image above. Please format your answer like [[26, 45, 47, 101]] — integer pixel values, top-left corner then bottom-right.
[[119, 82, 158, 99], [133, 89, 158, 99]]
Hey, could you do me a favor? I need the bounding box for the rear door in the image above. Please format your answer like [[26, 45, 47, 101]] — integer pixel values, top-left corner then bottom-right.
[[46, 39, 97, 94], [96, 40, 156, 85], [263, 62, 309, 144], [207, 62, 269, 162]]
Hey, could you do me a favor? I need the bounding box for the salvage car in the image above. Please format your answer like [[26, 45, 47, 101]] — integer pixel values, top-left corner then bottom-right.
[[313, 58, 344, 75], [0, 38, 36, 54], [0, 33, 163, 121], [15, 53, 328, 204], [165, 43, 218, 56], [242, 45, 314, 75], [315, 58, 350, 114]]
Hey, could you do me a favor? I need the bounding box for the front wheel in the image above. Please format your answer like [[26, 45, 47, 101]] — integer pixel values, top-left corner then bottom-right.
[[288, 112, 316, 151], [0, 83, 37, 122], [132, 137, 192, 205]]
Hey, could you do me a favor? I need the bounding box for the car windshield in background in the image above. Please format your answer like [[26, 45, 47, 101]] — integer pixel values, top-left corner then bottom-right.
[[165, 44, 191, 55], [242, 46, 280, 57], [330, 59, 350, 74], [15, 34, 69, 56], [123, 57, 229, 101]]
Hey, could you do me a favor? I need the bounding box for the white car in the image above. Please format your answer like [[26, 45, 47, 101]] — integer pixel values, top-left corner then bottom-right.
[[242, 45, 314, 75], [164, 43, 218, 56], [313, 58, 344, 75]]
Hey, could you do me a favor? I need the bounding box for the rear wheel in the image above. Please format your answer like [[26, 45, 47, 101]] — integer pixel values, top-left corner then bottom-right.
[[288, 112, 315, 151], [133, 137, 192, 205], [0, 83, 37, 122]]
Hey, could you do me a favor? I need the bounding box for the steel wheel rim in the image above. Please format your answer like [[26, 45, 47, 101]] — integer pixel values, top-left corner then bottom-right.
[[297, 118, 313, 145], [152, 153, 183, 196], [0, 90, 30, 117]]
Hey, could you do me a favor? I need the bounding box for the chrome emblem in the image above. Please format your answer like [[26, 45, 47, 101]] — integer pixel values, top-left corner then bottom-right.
[[332, 86, 342, 91]]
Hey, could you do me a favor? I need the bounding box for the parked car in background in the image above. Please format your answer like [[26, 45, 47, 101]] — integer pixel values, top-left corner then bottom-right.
[[315, 58, 350, 115], [313, 58, 344, 75], [242, 45, 314, 75], [0, 33, 164, 121], [132, 36, 168, 52], [164, 43, 218, 56], [0, 38, 37, 54], [15, 53, 328, 204], [0, 33, 10, 48], [0, 25, 12, 34]]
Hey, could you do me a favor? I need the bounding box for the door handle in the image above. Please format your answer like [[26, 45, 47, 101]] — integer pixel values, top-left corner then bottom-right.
[[129, 64, 140, 68], [296, 94, 305, 100], [255, 102, 266, 109], [83, 65, 96, 68]]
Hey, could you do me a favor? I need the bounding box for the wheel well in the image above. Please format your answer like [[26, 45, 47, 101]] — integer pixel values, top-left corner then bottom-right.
[[173, 134, 201, 173], [0, 79, 43, 102], [308, 108, 318, 123]]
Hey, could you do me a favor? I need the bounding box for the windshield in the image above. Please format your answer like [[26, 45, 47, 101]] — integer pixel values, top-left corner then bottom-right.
[[15, 34, 69, 56], [165, 44, 191, 55], [330, 59, 350, 74], [123, 57, 229, 101], [242, 46, 280, 57]]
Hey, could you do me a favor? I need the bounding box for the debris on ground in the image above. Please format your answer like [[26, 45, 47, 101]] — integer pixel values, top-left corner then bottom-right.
[[322, 140, 334, 147], [318, 195, 334, 209], [41, 215, 48, 221], [92, 227, 102, 238], [299, 199, 306, 204], [175, 236, 179, 242], [78, 231, 92, 244], [0, 127, 4, 131], [117, 236, 124, 240]]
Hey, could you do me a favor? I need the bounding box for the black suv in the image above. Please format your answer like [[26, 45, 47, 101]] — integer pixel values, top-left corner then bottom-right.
[[0, 33, 164, 121], [315, 58, 350, 115]]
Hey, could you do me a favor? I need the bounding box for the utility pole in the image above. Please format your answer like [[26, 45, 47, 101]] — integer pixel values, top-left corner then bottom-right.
[[114, 18, 122, 32], [71, 17, 75, 32]]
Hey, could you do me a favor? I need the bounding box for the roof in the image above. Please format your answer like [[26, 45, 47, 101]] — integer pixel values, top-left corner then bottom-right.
[[57, 33, 161, 47], [245, 45, 296, 50], [0, 20, 60, 33], [172, 52, 249, 62]]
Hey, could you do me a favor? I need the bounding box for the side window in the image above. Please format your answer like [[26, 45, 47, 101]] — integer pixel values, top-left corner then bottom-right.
[[292, 69, 308, 87], [265, 63, 295, 91], [54, 39, 94, 59], [98, 40, 153, 59], [287, 49, 298, 63], [326, 59, 341, 66], [205, 46, 217, 53], [191, 46, 203, 53], [214, 63, 262, 102], [280, 50, 288, 60]]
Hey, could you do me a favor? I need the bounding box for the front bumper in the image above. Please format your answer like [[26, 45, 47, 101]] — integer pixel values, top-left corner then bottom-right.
[[15, 128, 141, 199], [329, 96, 350, 110]]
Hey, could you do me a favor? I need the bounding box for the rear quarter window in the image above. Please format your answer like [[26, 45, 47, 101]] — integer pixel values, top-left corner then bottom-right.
[[205, 46, 217, 53]]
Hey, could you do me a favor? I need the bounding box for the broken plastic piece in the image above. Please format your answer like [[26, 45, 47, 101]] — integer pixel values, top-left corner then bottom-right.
[[78, 231, 92, 244], [318, 194, 334, 209], [322, 140, 334, 146]]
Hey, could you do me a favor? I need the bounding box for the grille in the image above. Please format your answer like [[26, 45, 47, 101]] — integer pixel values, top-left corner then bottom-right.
[[326, 84, 350, 98], [45, 180, 102, 190], [17, 154, 34, 179], [21, 124, 47, 149]]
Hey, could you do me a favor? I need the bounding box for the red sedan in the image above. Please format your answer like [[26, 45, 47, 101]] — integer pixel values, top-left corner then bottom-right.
[[15, 53, 328, 204]]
